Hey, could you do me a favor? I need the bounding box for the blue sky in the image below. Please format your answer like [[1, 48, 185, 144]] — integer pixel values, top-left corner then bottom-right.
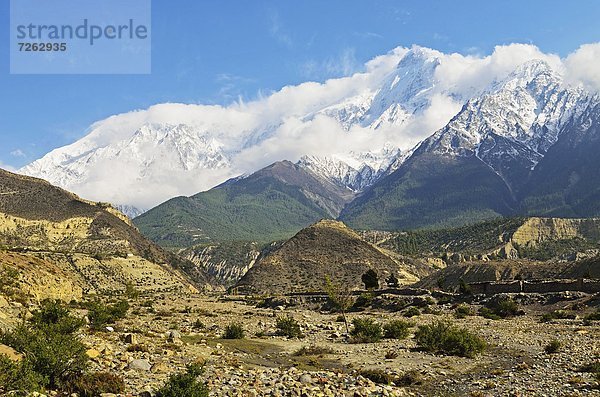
[[1, 0, 599, 168]]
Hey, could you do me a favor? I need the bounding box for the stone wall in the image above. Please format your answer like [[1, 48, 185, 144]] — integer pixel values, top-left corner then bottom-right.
[[469, 278, 600, 295]]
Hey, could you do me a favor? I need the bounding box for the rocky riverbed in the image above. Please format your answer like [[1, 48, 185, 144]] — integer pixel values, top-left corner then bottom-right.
[[63, 292, 600, 397]]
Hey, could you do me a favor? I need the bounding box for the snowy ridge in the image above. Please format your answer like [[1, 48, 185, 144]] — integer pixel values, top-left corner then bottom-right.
[[19, 45, 597, 212]]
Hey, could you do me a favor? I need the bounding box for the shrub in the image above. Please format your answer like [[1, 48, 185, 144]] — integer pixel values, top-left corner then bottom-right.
[[578, 361, 600, 383], [480, 297, 521, 319], [0, 299, 88, 389], [156, 363, 209, 397], [324, 276, 355, 336], [384, 350, 398, 359], [353, 292, 374, 309], [193, 319, 205, 330], [350, 318, 382, 343], [454, 305, 474, 319], [0, 354, 44, 393], [544, 340, 562, 354], [87, 300, 130, 330], [65, 372, 125, 397], [223, 322, 244, 339], [359, 369, 393, 385], [415, 321, 486, 358], [396, 370, 423, 386], [275, 315, 303, 338], [383, 319, 412, 339], [540, 310, 576, 323], [294, 345, 334, 356], [584, 309, 600, 322], [403, 307, 421, 318]]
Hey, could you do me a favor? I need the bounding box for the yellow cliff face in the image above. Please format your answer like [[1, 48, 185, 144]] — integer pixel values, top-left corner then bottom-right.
[[511, 217, 600, 247], [0, 212, 93, 244]]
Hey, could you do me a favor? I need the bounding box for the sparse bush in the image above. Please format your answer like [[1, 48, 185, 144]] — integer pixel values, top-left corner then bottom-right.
[[65, 372, 125, 397], [87, 300, 129, 330], [156, 363, 209, 397], [544, 340, 562, 354], [0, 354, 44, 393], [480, 297, 521, 319], [350, 318, 382, 343], [276, 315, 303, 338], [384, 350, 398, 359], [359, 369, 393, 385], [577, 361, 600, 383], [383, 319, 412, 339], [584, 309, 600, 322], [0, 299, 89, 389], [353, 292, 374, 309], [454, 304, 474, 319], [294, 345, 334, 356], [458, 278, 472, 295], [403, 306, 421, 318], [415, 321, 486, 358], [396, 369, 423, 386], [324, 276, 355, 336], [193, 319, 205, 330], [540, 310, 576, 323], [223, 322, 244, 339]]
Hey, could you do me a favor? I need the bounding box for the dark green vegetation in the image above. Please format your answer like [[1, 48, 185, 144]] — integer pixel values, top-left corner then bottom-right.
[[223, 322, 245, 339], [350, 318, 383, 343], [544, 340, 563, 354], [156, 363, 209, 397], [135, 161, 353, 247], [383, 319, 412, 339], [479, 297, 522, 320], [414, 321, 486, 358], [86, 300, 130, 330], [375, 217, 525, 257], [275, 315, 303, 338], [340, 154, 516, 231], [0, 300, 125, 394], [515, 237, 599, 261]]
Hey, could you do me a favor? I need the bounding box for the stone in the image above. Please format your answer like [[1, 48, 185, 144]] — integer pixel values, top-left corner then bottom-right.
[[151, 362, 170, 373], [125, 333, 137, 344], [299, 374, 312, 384], [86, 348, 101, 359], [128, 358, 152, 371], [0, 344, 21, 361]]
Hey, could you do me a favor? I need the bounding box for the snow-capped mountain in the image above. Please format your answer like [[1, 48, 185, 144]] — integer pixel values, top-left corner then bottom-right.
[[19, 45, 592, 216], [297, 145, 402, 191], [341, 58, 600, 231], [418, 60, 592, 191]]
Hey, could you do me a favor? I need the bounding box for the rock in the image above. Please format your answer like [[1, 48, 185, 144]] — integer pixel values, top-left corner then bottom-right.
[[299, 374, 312, 384], [125, 333, 138, 344], [105, 326, 115, 332], [0, 344, 22, 361], [86, 348, 101, 359], [151, 362, 170, 373], [128, 358, 152, 371]]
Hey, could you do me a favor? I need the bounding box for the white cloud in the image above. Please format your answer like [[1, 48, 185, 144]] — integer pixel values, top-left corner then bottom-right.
[[21, 43, 600, 209], [564, 43, 600, 92], [10, 149, 26, 158]]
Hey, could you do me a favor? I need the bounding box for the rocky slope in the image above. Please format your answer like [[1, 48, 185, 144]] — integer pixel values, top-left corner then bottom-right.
[[0, 168, 212, 299], [233, 220, 433, 294]]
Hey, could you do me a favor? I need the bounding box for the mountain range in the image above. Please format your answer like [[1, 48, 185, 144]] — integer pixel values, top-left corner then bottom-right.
[[18, 45, 600, 243]]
